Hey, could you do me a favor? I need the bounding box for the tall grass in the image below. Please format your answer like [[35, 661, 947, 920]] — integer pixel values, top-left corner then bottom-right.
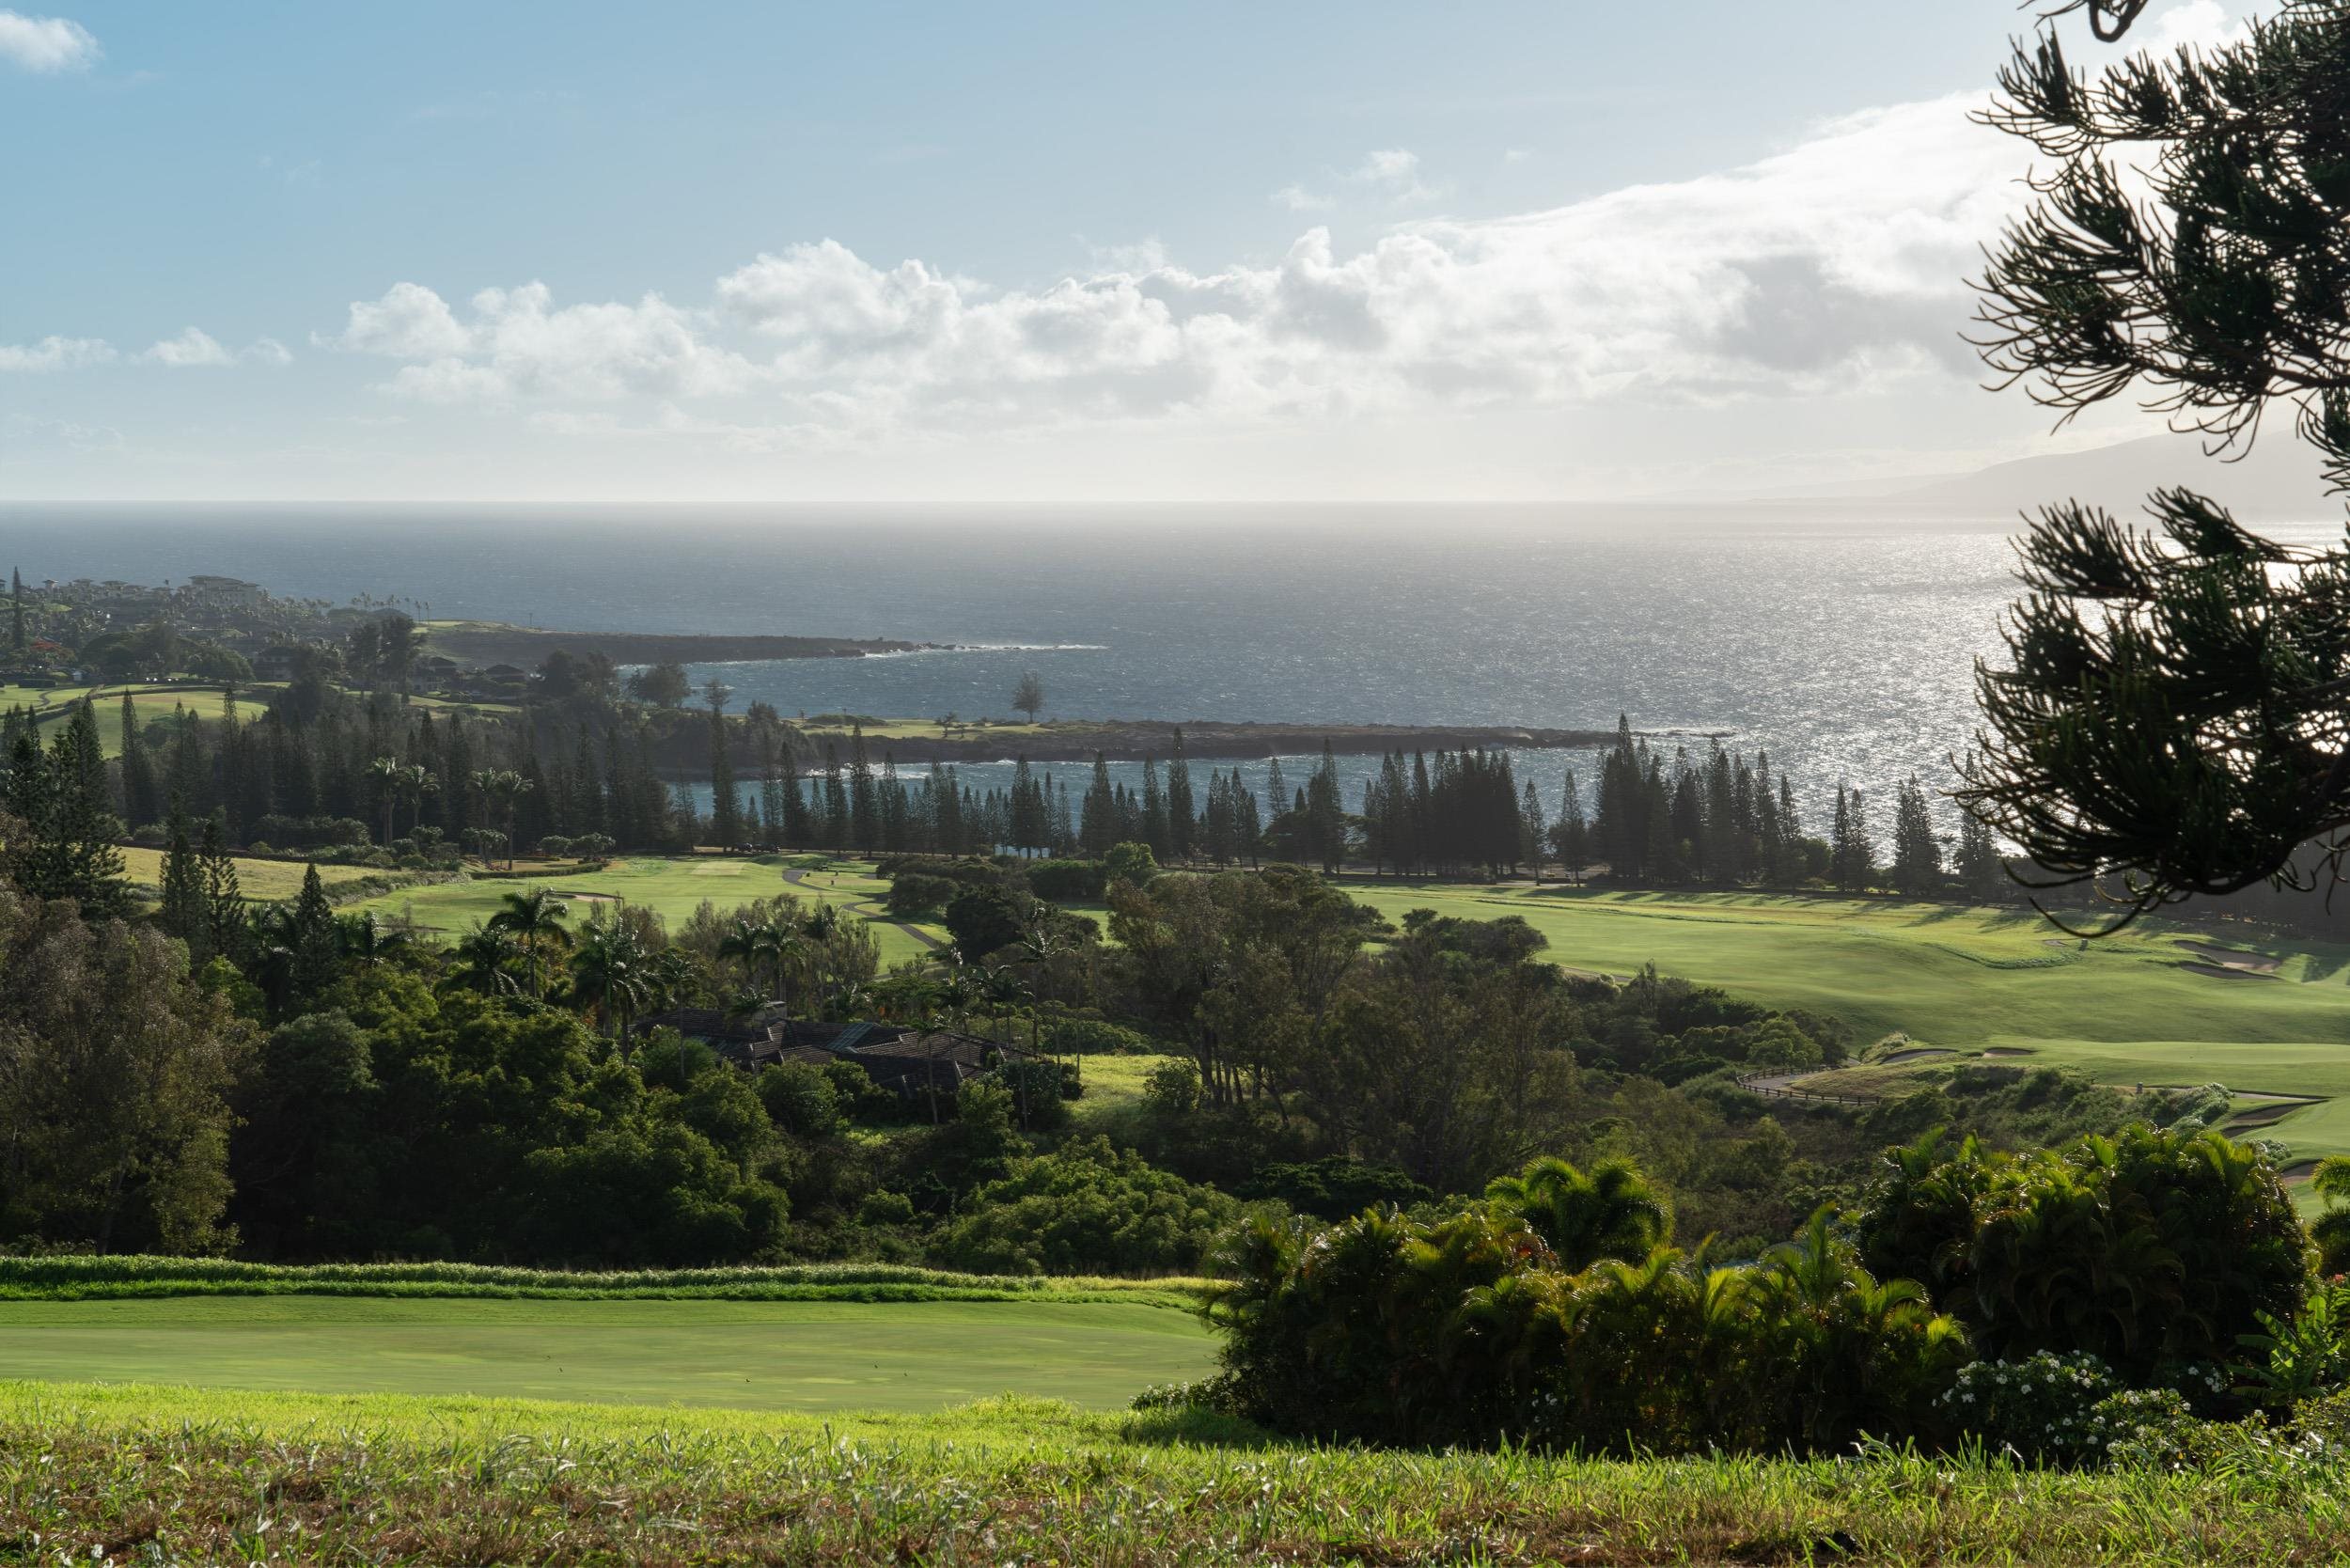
[[0, 1255, 1206, 1308], [4, 1380, 2348, 1565]]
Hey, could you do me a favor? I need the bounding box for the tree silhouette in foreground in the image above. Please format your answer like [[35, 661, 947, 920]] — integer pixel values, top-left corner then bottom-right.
[[1957, 1, 2350, 926]]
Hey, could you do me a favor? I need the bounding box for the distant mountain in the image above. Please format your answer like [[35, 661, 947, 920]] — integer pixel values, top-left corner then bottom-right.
[[1744, 433, 2342, 521], [1879, 434, 2341, 520]]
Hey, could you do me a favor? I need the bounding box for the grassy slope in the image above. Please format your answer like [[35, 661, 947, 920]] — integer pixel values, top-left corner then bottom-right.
[[345, 854, 945, 964], [0, 1297, 1214, 1413], [118, 847, 385, 902], [1340, 881, 2350, 1158], [4, 1381, 2342, 1566]]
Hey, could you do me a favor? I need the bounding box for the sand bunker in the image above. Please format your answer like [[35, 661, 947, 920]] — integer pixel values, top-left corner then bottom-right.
[[2183, 943, 2283, 975]]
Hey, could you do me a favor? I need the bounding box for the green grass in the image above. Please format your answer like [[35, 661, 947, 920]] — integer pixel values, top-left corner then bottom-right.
[[118, 847, 388, 902], [1070, 1053, 1182, 1130], [0, 1255, 1203, 1307], [7, 1380, 2350, 1565], [0, 1297, 1214, 1413], [1337, 879, 2350, 1157], [344, 854, 945, 962]]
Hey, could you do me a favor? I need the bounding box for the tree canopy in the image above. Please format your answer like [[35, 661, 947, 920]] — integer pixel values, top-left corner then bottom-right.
[[1958, 0, 2350, 924]]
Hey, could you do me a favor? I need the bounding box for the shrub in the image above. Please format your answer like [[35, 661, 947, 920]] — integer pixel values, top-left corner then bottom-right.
[[983, 1058, 1078, 1130], [935, 1137, 1236, 1277], [944, 884, 1031, 960], [1026, 858, 1106, 902], [1210, 1197, 1966, 1455], [885, 873, 958, 919], [1104, 841, 1157, 886], [1938, 1353, 2123, 1465], [1044, 1017, 1152, 1056], [1143, 1058, 1200, 1118], [758, 1062, 842, 1138], [1857, 1124, 2310, 1384], [855, 1189, 916, 1227], [1241, 1157, 1429, 1221]]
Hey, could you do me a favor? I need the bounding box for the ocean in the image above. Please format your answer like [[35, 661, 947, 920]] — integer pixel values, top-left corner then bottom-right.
[[11, 502, 2312, 830]]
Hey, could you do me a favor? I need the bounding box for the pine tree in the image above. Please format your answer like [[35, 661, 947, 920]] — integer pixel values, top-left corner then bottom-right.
[[118, 692, 159, 829], [158, 803, 209, 961], [1955, 811, 2006, 902], [1551, 766, 1590, 883], [847, 726, 878, 853], [8, 567, 23, 653], [199, 811, 244, 962], [1890, 776, 1944, 895], [1263, 757, 1288, 827], [1140, 758, 1168, 859], [1520, 776, 1546, 881], [289, 863, 341, 1006], [1080, 752, 1117, 855], [51, 701, 126, 914], [1166, 729, 1195, 863], [709, 697, 742, 849]]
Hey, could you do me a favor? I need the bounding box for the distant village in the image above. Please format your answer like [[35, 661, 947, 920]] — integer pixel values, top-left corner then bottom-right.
[[3, 569, 530, 701]]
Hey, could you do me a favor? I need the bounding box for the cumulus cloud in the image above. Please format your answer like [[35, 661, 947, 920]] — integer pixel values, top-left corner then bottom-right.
[[0, 335, 115, 371], [142, 327, 234, 368], [325, 93, 2025, 442], [0, 8, 96, 72], [1349, 148, 1439, 202], [325, 281, 755, 402]]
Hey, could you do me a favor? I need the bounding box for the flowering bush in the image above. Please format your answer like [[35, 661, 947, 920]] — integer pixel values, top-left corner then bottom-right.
[[1937, 1352, 2121, 1463], [2092, 1388, 2202, 1467]]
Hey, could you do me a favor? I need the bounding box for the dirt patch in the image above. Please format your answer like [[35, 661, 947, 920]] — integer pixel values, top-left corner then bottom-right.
[[2184, 942, 2283, 974]]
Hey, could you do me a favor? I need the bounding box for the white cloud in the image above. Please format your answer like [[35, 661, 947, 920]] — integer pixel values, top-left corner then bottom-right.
[[0, 335, 114, 371], [243, 337, 294, 366], [0, 9, 96, 72], [327, 93, 2023, 444], [2139, 0, 2248, 53], [1349, 148, 1439, 202], [1271, 182, 1334, 213], [327, 281, 755, 402], [142, 327, 235, 368]]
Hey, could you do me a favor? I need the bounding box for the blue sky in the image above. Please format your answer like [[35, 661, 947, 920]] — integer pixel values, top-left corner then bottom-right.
[[0, 0, 2261, 501]]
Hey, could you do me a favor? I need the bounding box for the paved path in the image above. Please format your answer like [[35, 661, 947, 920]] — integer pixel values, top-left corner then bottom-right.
[[781, 864, 946, 950]]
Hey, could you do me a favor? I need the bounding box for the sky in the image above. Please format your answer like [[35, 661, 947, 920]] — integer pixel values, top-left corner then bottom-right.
[[0, 0, 2264, 503]]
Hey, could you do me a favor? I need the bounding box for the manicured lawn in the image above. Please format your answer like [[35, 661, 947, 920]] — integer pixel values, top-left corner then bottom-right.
[[1336, 879, 2350, 1153], [118, 847, 387, 902], [346, 855, 946, 963], [0, 1296, 1215, 1413], [1339, 881, 2350, 1051]]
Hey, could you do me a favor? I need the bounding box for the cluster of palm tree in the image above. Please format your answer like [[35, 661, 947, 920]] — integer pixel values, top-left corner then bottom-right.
[[446, 886, 690, 1051], [1856, 1125, 2311, 1385], [467, 768, 532, 870], [365, 755, 437, 849], [1208, 1154, 1966, 1455]]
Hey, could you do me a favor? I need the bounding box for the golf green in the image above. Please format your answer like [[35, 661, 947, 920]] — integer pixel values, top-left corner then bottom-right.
[[0, 1297, 1216, 1412]]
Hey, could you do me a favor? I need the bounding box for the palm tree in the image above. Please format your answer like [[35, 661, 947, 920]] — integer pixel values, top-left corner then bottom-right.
[[337, 910, 409, 968], [450, 921, 526, 997], [367, 755, 404, 848], [470, 768, 532, 870], [570, 925, 652, 1051], [487, 886, 572, 1000], [1485, 1156, 1671, 1273], [717, 917, 785, 1004]]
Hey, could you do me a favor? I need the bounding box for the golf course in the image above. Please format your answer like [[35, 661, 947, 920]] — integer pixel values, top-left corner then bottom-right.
[[345, 854, 947, 964], [1329, 879, 2350, 1162], [0, 1295, 1215, 1413]]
